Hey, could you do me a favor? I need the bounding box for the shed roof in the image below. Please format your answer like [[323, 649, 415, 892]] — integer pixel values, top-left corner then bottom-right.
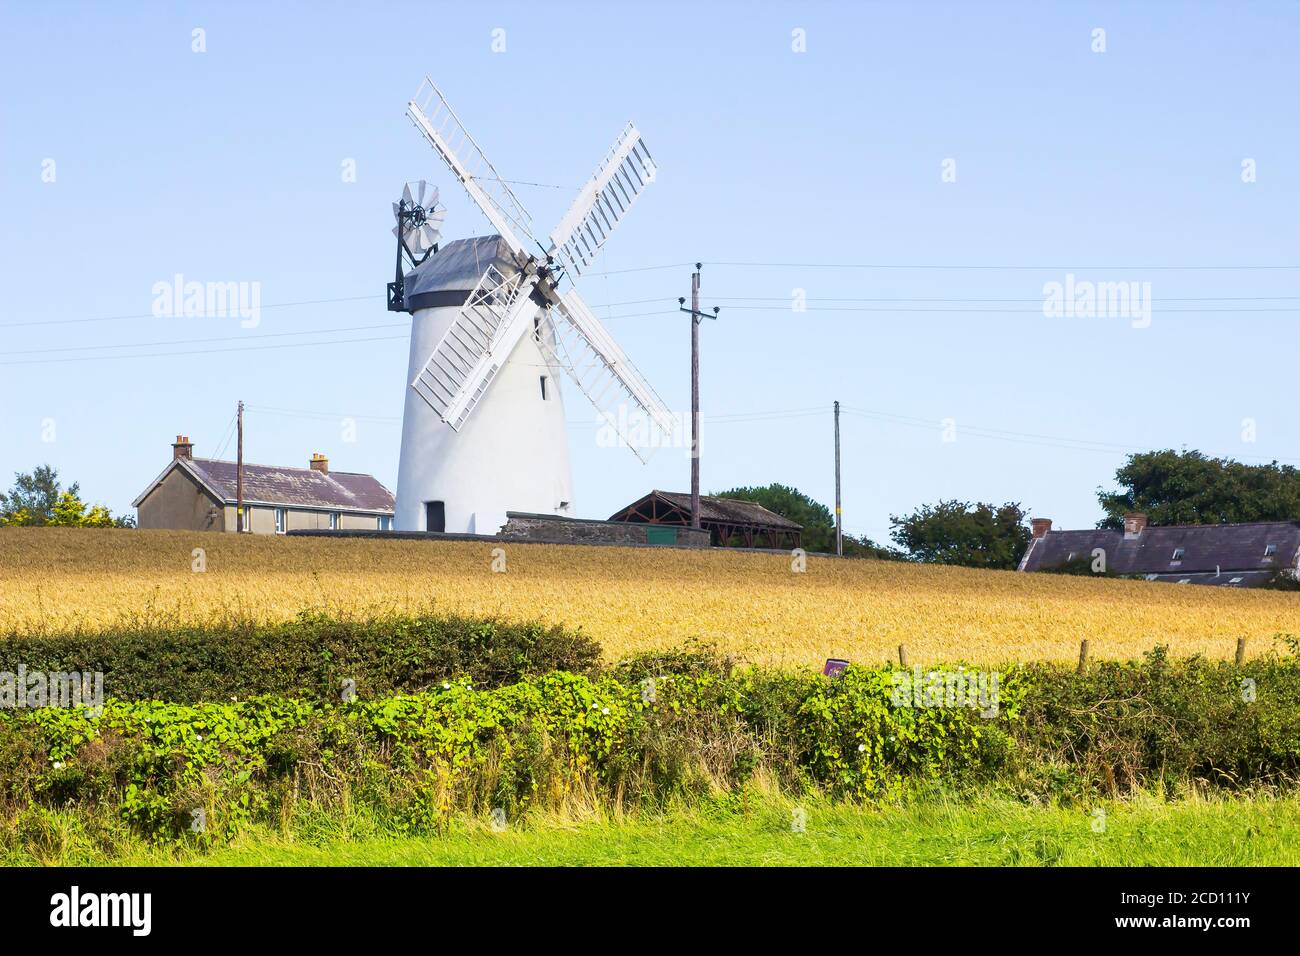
[[611, 490, 803, 530]]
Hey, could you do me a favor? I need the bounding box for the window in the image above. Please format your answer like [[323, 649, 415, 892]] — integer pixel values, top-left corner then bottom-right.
[[329, 513, 339, 530], [241, 505, 252, 532], [1228, 576, 1245, 585], [1264, 544, 1278, 557], [378, 515, 393, 531], [539, 376, 549, 401], [274, 508, 286, 534], [1171, 548, 1185, 562]]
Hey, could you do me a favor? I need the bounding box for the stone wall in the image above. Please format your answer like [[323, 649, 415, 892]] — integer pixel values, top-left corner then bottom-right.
[[500, 512, 711, 548]]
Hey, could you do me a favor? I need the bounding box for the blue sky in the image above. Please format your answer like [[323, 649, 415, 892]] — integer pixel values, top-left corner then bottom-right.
[[2, 0, 1297, 541]]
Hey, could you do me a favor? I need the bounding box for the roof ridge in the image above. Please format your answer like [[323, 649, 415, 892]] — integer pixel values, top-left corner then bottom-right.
[[1051, 519, 1300, 533]]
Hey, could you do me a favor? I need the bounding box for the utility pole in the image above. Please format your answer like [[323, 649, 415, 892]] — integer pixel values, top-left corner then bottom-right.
[[678, 264, 719, 531], [834, 400, 842, 557], [832, 400, 842, 556], [236, 400, 245, 533]]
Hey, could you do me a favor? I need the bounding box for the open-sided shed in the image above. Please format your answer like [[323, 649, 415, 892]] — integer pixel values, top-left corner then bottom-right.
[[609, 490, 802, 550]]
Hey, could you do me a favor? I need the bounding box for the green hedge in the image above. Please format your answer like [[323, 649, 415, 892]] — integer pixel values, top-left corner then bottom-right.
[[0, 612, 601, 702], [1, 647, 1297, 851]]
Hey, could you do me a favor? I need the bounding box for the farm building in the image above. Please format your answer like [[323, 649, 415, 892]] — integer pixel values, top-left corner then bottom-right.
[[134, 436, 395, 533], [1018, 512, 1300, 587], [609, 490, 803, 549]]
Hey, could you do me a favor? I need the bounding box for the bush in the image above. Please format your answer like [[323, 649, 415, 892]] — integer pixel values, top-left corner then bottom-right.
[[0, 611, 601, 702], [1, 640, 1297, 855]]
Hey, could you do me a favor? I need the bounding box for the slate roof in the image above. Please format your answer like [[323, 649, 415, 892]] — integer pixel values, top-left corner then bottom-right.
[[137, 458, 394, 513], [1020, 521, 1300, 577], [614, 491, 803, 530]]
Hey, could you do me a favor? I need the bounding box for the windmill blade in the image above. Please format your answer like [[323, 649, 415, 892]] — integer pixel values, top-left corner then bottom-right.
[[406, 77, 539, 259], [415, 179, 432, 208], [540, 288, 674, 462], [410, 264, 541, 430], [549, 123, 657, 277], [402, 182, 415, 207]]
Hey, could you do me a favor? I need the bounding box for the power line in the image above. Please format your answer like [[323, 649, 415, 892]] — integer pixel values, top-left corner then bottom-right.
[[210, 411, 238, 461], [8, 289, 1297, 331], [840, 405, 1300, 464], [0, 323, 407, 358], [0, 334, 408, 367], [0, 295, 381, 330], [705, 261, 1300, 271], [708, 294, 1300, 303], [246, 404, 401, 424]]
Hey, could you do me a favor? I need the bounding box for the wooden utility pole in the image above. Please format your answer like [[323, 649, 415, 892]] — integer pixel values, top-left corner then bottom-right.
[[678, 264, 718, 531], [236, 400, 245, 533], [690, 266, 701, 528], [834, 400, 842, 557]]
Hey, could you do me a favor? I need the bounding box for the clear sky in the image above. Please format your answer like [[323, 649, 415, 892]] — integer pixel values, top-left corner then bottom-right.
[[2, 0, 1297, 541]]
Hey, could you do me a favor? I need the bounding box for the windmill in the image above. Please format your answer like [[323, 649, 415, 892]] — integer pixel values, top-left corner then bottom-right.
[[387, 180, 444, 310], [390, 78, 674, 534]]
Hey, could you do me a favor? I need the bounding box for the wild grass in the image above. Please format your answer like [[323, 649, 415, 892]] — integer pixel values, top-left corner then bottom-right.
[[7, 786, 1297, 867]]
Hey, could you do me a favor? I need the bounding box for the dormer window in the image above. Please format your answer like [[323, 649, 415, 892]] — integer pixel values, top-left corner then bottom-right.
[[1171, 548, 1185, 562], [1264, 544, 1278, 557]]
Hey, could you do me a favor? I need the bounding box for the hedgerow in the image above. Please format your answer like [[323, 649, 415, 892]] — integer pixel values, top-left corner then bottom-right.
[[1, 646, 1296, 854], [0, 611, 601, 701]]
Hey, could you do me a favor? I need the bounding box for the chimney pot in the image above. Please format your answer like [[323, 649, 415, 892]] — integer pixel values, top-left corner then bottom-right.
[[1031, 518, 1053, 539], [1123, 512, 1148, 537], [172, 434, 194, 461], [310, 453, 329, 475]]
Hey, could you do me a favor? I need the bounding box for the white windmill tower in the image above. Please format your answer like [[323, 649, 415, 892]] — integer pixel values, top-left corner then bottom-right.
[[388, 78, 673, 534]]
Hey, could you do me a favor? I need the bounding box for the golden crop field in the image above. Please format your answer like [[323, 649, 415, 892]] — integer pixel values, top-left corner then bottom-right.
[[1, 527, 1297, 666]]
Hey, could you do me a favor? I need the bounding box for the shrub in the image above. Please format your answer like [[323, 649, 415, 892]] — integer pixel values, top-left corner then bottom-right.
[[0, 611, 601, 702], [0, 645, 1297, 854]]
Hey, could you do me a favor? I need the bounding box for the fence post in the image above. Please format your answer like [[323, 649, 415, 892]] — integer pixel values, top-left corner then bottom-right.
[[898, 644, 908, 667], [1235, 637, 1247, 666], [1077, 639, 1090, 674]]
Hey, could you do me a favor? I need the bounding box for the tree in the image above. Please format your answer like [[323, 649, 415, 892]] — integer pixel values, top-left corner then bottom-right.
[[889, 500, 1030, 569], [711, 483, 903, 558], [1097, 450, 1300, 529], [0, 466, 133, 528]]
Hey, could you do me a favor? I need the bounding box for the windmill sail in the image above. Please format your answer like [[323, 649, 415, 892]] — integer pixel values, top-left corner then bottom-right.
[[406, 77, 538, 258], [540, 288, 675, 461], [549, 123, 657, 277], [400, 79, 672, 457], [410, 265, 540, 430]]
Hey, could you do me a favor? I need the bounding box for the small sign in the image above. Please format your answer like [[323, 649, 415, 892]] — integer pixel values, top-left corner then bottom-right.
[[823, 658, 849, 678]]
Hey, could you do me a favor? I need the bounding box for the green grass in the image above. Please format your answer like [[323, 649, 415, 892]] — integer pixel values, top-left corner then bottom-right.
[[40, 793, 1300, 867]]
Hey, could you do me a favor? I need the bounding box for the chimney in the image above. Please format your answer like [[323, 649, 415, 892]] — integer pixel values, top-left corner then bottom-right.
[[1123, 512, 1148, 538], [310, 453, 329, 475], [173, 434, 193, 461], [1031, 518, 1052, 539]]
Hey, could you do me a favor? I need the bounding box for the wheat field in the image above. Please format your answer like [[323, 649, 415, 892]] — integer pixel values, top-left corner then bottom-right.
[[1, 527, 1296, 666]]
